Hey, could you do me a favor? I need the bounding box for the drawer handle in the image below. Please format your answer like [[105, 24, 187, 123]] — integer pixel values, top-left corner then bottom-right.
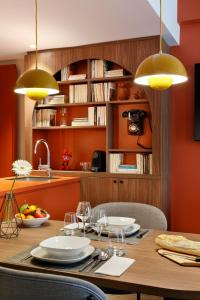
[[119, 180, 124, 184], [113, 180, 117, 183]]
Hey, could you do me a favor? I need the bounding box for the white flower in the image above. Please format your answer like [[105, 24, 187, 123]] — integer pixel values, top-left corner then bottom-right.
[[12, 160, 32, 176]]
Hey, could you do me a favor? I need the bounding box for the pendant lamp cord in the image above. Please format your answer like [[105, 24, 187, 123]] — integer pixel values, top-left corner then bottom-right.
[[159, 0, 162, 54], [35, 0, 38, 69]]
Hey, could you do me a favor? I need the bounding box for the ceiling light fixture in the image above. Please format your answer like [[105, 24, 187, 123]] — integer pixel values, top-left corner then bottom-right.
[[134, 0, 188, 90], [14, 0, 59, 100]]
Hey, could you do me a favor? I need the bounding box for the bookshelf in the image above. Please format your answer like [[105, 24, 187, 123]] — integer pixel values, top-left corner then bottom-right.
[[32, 58, 152, 175], [24, 37, 169, 215]]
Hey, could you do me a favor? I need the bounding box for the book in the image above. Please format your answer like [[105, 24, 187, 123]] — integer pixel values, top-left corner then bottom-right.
[[109, 153, 124, 173], [105, 69, 124, 77], [69, 84, 87, 103], [118, 164, 137, 169], [61, 66, 69, 81], [71, 121, 89, 126], [47, 95, 65, 104], [68, 74, 86, 80]]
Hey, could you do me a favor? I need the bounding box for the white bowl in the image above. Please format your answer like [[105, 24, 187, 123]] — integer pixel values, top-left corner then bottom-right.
[[99, 216, 135, 230], [39, 236, 91, 258], [15, 214, 50, 228]]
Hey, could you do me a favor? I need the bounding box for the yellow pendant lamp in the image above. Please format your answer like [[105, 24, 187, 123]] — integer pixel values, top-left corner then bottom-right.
[[134, 0, 188, 90], [14, 0, 59, 100]]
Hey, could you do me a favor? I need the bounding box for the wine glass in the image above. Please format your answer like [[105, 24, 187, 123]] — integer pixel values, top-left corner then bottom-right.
[[76, 201, 91, 236], [90, 209, 108, 239]]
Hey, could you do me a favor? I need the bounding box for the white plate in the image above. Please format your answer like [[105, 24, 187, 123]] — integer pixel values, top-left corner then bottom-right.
[[30, 245, 95, 264], [95, 223, 141, 237]]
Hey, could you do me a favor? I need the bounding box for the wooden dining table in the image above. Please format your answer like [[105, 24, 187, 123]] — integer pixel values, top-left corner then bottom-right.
[[0, 220, 199, 300]]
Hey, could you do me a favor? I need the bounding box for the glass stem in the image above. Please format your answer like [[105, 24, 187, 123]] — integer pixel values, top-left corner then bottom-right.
[[83, 220, 86, 236]]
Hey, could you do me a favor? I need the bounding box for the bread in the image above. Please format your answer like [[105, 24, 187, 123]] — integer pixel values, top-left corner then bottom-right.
[[155, 234, 200, 256]]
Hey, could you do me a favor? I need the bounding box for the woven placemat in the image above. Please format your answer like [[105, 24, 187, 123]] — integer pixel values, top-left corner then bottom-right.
[[59, 228, 150, 245]]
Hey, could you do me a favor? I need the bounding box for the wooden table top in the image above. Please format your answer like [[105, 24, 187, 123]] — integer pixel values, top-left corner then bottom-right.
[[0, 220, 200, 299]]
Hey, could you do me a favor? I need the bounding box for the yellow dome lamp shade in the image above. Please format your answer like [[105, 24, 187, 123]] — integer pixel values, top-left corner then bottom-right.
[[14, 0, 59, 100], [134, 0, 188, 91], [15, 69, 59, 101]]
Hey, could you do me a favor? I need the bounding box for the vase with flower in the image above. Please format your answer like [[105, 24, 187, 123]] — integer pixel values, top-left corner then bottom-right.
[[0, 160, 32, 239]]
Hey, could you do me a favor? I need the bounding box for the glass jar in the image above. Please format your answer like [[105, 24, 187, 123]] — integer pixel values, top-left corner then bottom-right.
[[60, 108, 68, 127]]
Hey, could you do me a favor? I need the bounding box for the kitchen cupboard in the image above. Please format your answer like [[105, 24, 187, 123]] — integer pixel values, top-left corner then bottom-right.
[[81, 175, 162, 210]]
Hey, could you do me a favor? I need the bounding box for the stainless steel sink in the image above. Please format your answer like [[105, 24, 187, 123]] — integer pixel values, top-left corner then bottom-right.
[[6, 176, 58, 182]]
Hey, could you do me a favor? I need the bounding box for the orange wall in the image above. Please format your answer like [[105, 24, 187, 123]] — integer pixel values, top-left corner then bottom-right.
[[170, 1, 200, 233], [0, 65, 17, 177]]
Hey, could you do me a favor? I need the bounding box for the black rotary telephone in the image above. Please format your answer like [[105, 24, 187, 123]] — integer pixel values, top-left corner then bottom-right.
[[122, 109, 147, 135]]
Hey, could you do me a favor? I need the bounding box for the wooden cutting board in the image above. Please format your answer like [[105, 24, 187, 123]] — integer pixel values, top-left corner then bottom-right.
[[158, 249, 200, 266]]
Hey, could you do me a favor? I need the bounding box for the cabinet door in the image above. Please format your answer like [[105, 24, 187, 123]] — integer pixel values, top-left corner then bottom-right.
[[117, 178, 130, 202], [128, 178, 161, 208], [81, 176, 118, 207], [81, 176, 162, 210]]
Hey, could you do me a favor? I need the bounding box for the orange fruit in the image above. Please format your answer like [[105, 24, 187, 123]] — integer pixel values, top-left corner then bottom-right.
[[26, 215, 35, 219]]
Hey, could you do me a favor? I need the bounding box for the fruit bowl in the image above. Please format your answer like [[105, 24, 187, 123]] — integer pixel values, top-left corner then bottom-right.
[[15, 214, 50, 228]]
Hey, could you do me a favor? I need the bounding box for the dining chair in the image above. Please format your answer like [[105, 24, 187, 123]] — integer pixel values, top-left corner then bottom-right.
[[0, 266, 107, 300], [92, 202, 167, 230], [92, 202, 167, 300]]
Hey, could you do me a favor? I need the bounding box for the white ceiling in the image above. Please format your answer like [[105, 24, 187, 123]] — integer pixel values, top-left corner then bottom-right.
[[0, 0, 178, 61]]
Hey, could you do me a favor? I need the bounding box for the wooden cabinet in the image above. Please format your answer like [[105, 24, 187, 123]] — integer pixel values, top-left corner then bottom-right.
[[81, 175, 163, 211], [24, 37, 169, 217]]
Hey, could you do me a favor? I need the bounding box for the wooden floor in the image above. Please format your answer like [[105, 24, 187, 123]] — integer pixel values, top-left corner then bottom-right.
[[107, 294, 162, 300]]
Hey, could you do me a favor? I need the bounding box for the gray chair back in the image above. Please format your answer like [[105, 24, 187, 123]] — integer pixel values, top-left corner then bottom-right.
[[92, 202, 167, 230], [0, 266, 107, 300]]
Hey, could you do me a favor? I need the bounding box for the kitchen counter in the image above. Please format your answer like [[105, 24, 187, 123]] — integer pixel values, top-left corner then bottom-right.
[[0, 176, 80, 220], [0, 176, 79, 197]]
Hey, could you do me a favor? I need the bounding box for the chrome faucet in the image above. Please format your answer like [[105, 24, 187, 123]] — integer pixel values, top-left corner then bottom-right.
[[34, 139, 51, 177]]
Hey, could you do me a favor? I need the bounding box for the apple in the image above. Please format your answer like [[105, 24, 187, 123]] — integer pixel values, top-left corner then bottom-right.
[[34, 207, 47, 218]]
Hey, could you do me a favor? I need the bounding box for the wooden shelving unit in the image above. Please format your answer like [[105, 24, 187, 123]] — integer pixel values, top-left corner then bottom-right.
[[24, 37, 169, 215]]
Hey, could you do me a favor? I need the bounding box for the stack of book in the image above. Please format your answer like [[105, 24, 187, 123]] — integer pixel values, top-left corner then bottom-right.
[[92, 82, 116, 102], [61, 66, 69, 81], [136, 153, 153, 174], [105, 69, 124, 77], [71, 117, 89, 126], [68, 74, 86, 80], [109, 153, 124, 173], [44, 95, 65, 105], [33, 109, 57, 127], [69, 84, 87, 103], [91, 60, 106, 78], [117, 164, 139, 174], [88, 106, 106, 126]]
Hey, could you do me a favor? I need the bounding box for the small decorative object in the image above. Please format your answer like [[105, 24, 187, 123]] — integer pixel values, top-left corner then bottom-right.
[[59, 107, 68, 127], [129, 86, 146, 100], [117, 81, 130, 100], [0, 160, 32, 239], [122, 109, 147, 135], [60, 149, 72, 170]]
